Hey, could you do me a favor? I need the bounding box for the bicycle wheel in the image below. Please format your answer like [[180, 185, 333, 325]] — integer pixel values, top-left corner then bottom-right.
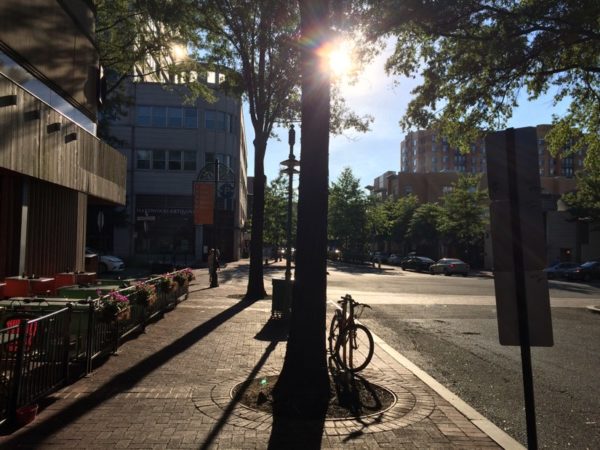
[[328, 311, 343, 355], [335, 324, 374, 372]]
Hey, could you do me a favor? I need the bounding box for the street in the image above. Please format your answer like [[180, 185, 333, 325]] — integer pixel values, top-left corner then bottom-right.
[[271, 261, 600, 449]]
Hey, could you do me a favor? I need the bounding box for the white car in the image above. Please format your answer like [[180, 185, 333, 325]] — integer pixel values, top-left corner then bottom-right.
[[86, 248, 125, 273]]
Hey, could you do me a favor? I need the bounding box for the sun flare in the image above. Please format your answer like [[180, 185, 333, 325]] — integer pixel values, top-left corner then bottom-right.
[[319, 39, 355, 79]]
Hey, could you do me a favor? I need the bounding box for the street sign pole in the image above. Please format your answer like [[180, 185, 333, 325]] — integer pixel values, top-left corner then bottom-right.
[[506, 128, 538, 450]]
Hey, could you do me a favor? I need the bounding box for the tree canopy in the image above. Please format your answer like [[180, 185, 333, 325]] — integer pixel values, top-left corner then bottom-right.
[[368, 0, 600, 167], [329, 168, 368, 253], [437, 174, 488, 257]]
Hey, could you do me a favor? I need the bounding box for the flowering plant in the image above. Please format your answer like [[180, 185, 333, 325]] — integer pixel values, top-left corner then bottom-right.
[[98, 290, 130, 321], [172, 271, 188, 287], [182, 268, 195, 281], [133, 282, 157, 306], [156, 275, 175, 293]]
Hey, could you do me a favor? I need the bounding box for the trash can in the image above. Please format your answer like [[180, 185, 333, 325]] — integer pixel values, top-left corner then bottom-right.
[[271, 279, 293, 319]]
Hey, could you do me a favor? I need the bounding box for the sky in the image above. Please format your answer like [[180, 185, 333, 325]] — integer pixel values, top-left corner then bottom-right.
[[243, 44, 569, 191]]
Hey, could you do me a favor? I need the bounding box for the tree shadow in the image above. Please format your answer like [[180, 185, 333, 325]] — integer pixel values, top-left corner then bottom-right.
[[199, 340, 278, 450], [254, 317, 289, 342], [0, 299, 252, 445]]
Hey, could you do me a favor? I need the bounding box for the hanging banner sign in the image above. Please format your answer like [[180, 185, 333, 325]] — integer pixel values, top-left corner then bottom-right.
[[193, 182, 214, 225]]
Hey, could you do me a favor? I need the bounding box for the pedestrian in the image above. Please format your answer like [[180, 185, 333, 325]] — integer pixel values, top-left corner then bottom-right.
[[208, 248, 219, 287]]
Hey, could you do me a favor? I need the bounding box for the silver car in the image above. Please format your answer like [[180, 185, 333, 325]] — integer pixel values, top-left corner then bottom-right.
[[430, 258, 470, 276]]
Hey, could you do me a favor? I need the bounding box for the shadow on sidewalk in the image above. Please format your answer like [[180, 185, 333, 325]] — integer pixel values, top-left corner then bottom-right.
[[200, 339, 279, 450], [0, 299, 253, 446]]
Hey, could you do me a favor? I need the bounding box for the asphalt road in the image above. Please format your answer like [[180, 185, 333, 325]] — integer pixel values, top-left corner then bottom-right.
[[323, 262, 600, 449]]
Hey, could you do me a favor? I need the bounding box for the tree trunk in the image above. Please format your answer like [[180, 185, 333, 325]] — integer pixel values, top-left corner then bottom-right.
[[245, 138, 268, 300], [273, 0, 330, 416]]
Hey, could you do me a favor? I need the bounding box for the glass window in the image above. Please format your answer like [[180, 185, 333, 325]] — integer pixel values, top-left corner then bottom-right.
[[225, 113, 232, 133], [152, 106, 166, 127], [205, 110, 216, 129], [152, 150, 166, 170], [216, 112, 226, 131], [207, 71, 217, 84], [136, 106, 152, 126], [168, 151, 182, 170], [184, 108, 197, 128], [167, 107, 182, 128], [136, 150, 151, 169], [183, 151, 196, 171]]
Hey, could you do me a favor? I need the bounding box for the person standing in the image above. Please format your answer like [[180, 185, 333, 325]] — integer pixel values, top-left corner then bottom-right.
[[208, 248, 219, 287]]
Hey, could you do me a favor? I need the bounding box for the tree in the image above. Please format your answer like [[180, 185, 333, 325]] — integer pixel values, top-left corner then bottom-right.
[[437, 174, 488, 262], [406, 202, 442, 256], [366, 197, 395, 250], [561, 159, 600, 222], [95, 1, 215, 140], [197, 1, 371, 300], [389, 195, 418, 252], [328, 168, 368, 254], [272, 0, 331, 417], [264, 175, 296, 250], [368, 0, 600, 168]]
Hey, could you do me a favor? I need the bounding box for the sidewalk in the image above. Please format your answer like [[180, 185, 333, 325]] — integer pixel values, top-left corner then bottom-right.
[[0, 261, 522, 449]]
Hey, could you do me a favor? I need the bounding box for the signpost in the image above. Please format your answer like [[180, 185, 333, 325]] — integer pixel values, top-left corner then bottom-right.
[[486, 127, 553, 450]]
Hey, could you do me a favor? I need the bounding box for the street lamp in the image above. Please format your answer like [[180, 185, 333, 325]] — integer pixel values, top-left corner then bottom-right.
[[280, 125, 300, 281]]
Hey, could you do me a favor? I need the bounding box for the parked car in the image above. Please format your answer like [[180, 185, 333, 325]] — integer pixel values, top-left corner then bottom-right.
[[430, 258, 470, 276], [400, 255, 435, 272], [543, 262, 579, 279], [85, 247, 125, 273], [563, 260, 600, 282], [372, 252, 390, 264], [388, 254, 404, 265]]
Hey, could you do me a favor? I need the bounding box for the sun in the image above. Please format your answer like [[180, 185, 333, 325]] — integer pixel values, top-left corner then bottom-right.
[[319, 38, 355, 80]]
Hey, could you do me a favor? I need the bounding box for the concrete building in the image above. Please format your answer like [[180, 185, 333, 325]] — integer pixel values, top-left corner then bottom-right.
[[0, 0, 126, 280], [106, 80, 248, 264]]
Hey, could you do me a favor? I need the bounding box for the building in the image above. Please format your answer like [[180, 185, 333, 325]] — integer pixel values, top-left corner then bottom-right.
[[105, 80, 248, 263], [0, 1, 126, 280], [400, 125, 586, 177], [372, 125, 598, 267]]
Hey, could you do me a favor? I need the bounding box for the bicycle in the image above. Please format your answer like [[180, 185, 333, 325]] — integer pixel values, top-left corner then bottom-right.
[[328, 294, 374, 372]]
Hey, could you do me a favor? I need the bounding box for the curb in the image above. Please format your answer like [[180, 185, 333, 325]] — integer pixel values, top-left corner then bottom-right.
[[587, 305, 600, 314]]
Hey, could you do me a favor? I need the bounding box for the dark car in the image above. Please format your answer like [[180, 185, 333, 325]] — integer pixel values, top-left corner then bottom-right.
[[400, 256, 435, 272], [564, 261, 600, 282], [543, 262, 579, 279]]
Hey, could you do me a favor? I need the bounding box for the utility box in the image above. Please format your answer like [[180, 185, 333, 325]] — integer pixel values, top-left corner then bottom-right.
[[271, 279, 293, 319]]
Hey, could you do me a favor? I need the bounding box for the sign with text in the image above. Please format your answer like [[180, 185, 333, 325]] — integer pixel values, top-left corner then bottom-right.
[[193, 182, 214, 225], [486, 127, 553, 347]]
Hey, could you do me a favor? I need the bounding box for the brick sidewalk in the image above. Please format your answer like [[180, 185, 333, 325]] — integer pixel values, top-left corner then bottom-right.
[[0, 262, 518, 449]]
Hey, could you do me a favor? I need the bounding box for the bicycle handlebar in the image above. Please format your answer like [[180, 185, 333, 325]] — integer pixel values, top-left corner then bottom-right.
[[338, 294, 371, 308]]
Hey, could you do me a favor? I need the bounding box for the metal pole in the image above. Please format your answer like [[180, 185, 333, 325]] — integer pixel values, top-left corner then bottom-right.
[[211, 159, 220, 287], [506, 128, 538, 449], [285, 125, 296, 281]]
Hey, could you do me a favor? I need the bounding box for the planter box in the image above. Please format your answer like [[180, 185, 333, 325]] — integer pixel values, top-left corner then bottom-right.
[[76, 272, 97, 285], [30, 277, 55, 296], [54, 273, 77, 290], [4, 277, 31, 297]]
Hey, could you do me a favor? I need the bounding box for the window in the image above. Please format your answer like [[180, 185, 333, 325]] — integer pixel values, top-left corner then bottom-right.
[[205, 110, 216, 129], [167, 107, 182, 128], [151, 106, 166, 127], [136, 150, 151, 169], [152, 150, 166, 170], [168, 151, 182, 170], [136, 106, 152, 126], [443, 186, 453, 194], [183, 151, 196, 171], [184, 108, 197, 128], [206, 152, 232, 168]]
